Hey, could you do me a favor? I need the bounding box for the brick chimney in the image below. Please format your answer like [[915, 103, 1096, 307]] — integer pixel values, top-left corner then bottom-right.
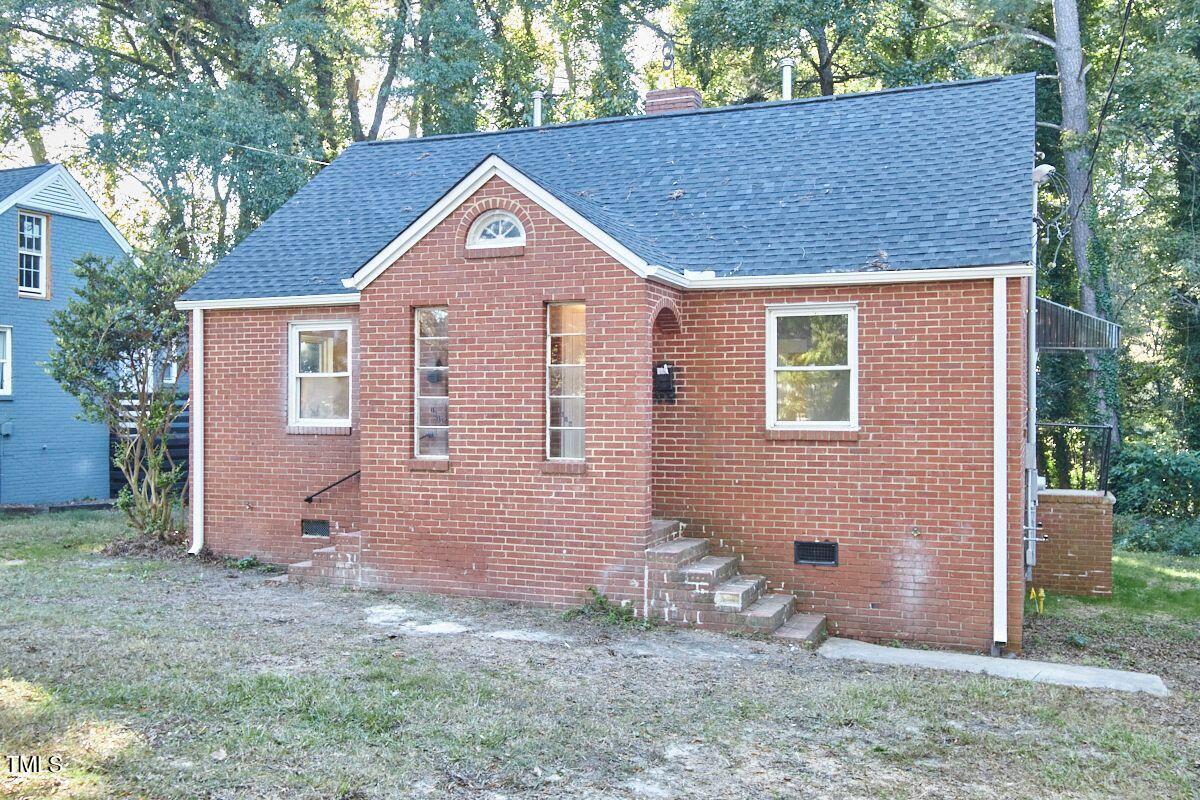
[[644, 87, 702, 115]]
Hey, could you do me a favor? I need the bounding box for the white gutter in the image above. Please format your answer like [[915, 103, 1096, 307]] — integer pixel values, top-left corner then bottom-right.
[[655, 262, 1033, 290], [992, 276, 1008, 646], [177, 292, 360, 311], [187, 308, 205, 555]]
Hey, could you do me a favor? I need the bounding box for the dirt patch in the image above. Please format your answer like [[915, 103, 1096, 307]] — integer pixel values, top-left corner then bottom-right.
[[101, 535, 189, 559]]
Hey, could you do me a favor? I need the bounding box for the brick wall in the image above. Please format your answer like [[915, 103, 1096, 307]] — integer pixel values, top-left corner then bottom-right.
[[353, 176, 655, 607], [201, 306, 361, 565], [651, 279, 1028, 651], [1031, 489, 1113, 596], [197, 175, 1029, 651]]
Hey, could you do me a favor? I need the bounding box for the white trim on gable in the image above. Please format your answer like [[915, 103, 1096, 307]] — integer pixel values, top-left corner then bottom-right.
[[343, 154, 660, 291], [0, 165, 132, 255]]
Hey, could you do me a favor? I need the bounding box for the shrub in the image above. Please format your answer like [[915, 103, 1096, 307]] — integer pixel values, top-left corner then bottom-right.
[[1114, 514, 1200, 557], [1109, 444, 1200, 518]]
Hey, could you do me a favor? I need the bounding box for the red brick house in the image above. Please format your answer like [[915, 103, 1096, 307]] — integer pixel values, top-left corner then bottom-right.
[[179, 75, 1054, 652]]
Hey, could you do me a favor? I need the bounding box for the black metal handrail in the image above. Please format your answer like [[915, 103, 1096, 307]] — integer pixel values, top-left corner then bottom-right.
[[1036, 423, 1113, 492], [304, 470, 361, 503]]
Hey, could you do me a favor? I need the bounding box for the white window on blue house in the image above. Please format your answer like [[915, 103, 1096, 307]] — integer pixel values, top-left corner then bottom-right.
[[547, 302, 585, 460], [17, 212, 48, 298], [288, 322, 351, 428], [466, 210, 525, 249], [414, 307, 449, 457], [0, 327, 10, 395], [766, 303, 858, 430]]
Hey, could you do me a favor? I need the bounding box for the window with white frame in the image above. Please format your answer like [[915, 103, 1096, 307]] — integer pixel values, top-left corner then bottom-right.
[[0, 327, 11, 396], [414, 307, 449, 457], [162, 358, 179, 385], [766, 303, 857, 429], [466, 210, 525, 249], [17, 212, 47, 297], [547, 302, 585, 459], [289, 322, 351, 427]]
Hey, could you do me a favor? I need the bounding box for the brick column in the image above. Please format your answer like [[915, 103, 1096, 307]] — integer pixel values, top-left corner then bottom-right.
[[1031, 489, 1114, 596]]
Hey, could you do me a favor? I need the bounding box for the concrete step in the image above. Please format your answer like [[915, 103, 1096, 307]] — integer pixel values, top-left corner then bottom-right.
[[712, 574, 766, 612], [741, 594, 795, 632], [679, 555, 740, 590], [651, 518, 681, 541], [774, 613, 828, 647], [645, 537, 708, 567]]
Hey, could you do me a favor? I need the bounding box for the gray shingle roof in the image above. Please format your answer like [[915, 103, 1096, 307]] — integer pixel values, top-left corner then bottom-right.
[[183, 74, 1035, 302], [0, 164, 55, 204]]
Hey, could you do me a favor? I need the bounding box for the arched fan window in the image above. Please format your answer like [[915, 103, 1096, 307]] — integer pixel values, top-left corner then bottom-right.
[[466, 210, 525, 249]]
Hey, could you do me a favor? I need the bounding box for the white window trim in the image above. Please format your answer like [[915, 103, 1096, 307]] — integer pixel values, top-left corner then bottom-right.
[[765, 302, 859, 431], [17, 211, 47, 298], [546, 302, 584, 461], [162, 360, 179, 385], [466, 209, 526, 250], [287, 320, 353, 428], [0, 325, 11, 396], [413, 307, 449, 459]]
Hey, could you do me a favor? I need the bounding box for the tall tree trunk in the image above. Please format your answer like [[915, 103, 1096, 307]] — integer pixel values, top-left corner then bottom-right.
[[1052, 0, 1119, 440], [0, 40, 49, 163], [812, 28, 835, 96]]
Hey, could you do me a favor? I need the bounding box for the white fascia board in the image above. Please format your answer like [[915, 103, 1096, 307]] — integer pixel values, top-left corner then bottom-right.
[[667, 263, 1033, 290], [0, 165, 133, 255], [185, 264, 1033, 309], [343, 154, 658, 291], [175, 292, 361, 311]]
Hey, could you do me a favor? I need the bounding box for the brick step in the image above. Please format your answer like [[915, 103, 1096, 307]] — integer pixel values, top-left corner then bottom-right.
[[774, 613, 828, 647], [646, 536, 708, 567], [739, 594, 795, 632], [712, 574, 766, 612], [651, 518, 681, 541], [678, 555, 740, 590]]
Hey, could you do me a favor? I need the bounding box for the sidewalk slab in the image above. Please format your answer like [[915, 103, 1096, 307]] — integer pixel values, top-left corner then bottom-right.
[[818, 637, 1170, 696]]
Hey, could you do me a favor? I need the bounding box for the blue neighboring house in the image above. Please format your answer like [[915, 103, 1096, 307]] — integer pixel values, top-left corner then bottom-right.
[[0, 164, 132, 505]]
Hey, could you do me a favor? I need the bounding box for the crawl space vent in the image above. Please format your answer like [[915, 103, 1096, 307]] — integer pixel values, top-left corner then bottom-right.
[[794, 540, 838, 566], [301, 519, 331, 538]]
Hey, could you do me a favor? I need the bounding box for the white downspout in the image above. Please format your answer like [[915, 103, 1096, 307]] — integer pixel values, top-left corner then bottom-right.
[[992, 276, 1009, 648], [188, 307, 205, 555]]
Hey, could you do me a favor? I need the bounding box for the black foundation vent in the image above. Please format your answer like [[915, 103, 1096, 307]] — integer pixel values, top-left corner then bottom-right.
[[794, 540, 838, 566], [302, 519, 331, 538]]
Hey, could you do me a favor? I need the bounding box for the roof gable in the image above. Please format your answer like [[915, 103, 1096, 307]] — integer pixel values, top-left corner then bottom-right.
[[345, 155, 658, 291], [0, 164, 132, 254], [183, 74, 1036, 303]]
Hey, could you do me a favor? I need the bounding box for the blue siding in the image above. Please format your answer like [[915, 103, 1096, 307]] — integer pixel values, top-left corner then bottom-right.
[[0, 207, 125, 504]]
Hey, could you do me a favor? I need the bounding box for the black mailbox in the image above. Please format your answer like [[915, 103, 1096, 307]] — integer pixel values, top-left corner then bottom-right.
[[653, 361, 677, 404]]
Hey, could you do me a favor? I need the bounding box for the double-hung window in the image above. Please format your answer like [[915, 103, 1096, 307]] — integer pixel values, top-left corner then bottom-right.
[[17, 212, 47, 298], [547, 302, 585, 460], [414, 307, 449, 457], [289, 322, 351, 427], [766, 303, 858, 429], [0, 326, 11, 396]]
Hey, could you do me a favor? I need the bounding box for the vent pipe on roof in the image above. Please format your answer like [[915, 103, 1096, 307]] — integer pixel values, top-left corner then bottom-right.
[[780, 58, 795, 101], [532, 91, 544, 126]]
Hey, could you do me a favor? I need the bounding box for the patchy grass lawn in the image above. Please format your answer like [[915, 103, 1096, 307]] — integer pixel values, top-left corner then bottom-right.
[[2, 513, 1198, 799], [1023, 551, 1200, 696]]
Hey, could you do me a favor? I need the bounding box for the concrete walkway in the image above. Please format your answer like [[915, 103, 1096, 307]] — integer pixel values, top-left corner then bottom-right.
[[818, 637, 1171, 696]]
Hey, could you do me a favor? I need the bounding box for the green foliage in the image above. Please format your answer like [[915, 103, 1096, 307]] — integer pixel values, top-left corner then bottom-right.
[[45, 247, 204, 539], [1110, 443, 1200, 518], [564, 586, 651, 628], [1114, 514, 1200, 557]]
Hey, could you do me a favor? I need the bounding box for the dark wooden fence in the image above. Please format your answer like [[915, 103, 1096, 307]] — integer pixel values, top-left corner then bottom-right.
[[108, 396, 189, 499]]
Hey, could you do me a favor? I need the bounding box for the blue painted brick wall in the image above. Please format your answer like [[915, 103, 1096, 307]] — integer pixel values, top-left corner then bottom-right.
[[0, 207, 125, 504]]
